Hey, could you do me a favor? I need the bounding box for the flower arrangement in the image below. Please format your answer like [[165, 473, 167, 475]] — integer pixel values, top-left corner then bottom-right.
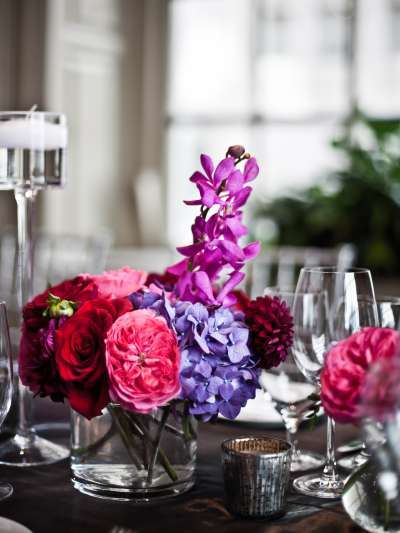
[[18, 146, 293, 490], [320, 327, 400, 424]]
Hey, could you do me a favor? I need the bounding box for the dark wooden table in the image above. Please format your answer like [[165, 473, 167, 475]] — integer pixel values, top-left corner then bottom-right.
[[0, 401, 364, 533]]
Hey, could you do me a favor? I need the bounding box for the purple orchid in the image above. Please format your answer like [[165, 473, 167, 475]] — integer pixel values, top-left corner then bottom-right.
[[167, 147, 260, 307]]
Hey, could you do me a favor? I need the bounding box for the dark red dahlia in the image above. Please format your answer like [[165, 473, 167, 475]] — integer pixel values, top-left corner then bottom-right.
[[145, 270, 178, 291], [231, 289, 251, 312], [244, 295, 293, 369]]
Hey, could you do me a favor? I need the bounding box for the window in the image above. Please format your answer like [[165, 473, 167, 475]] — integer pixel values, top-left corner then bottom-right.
[[166, 0, 400, 246]]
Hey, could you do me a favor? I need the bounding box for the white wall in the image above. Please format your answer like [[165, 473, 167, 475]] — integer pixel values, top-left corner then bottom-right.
[[43, 0, 142, 245], [0, 0, 167, 247]]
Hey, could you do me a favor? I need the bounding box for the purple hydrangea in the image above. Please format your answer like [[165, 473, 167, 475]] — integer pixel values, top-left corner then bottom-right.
[[129, 290, 260, 422]]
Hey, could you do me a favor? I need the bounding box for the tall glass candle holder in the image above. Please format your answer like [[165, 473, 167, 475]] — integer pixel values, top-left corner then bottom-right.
[[0, 111, 69, 466]]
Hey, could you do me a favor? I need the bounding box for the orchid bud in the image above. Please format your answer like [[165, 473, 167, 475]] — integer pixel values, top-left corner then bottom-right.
[[226, 145, 245, 159]]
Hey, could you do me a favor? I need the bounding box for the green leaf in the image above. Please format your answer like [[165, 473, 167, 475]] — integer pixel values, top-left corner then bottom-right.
[[250, 115, 400, 276]]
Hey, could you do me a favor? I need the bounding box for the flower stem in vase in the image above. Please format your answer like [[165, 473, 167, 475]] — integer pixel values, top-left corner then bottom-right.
[[125, 410, 178, 483], [107, 405, 142, 469], [72, 418, 117, 459], [147, 406, 170, 485], [157, 448, 178, 483], [140, 414, 150, 470], [181, 402, 197, 442]]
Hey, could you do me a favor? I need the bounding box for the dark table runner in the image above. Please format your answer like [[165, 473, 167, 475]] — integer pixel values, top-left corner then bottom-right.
[[0, 403, 364, 533]]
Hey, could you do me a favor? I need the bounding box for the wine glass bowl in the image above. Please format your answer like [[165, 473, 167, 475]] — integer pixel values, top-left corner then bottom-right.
[[290, 291, 329, 385], [260, 365, 325, 472], [377, 296, 400, 330], [291, 267, 378, 499], [0, 303, 14, 500], [262, 287, 325, 472]]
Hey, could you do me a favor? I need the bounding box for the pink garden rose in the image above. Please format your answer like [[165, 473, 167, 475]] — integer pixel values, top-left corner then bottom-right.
[[320, 327, 400, 424], [105, 309, 181, 413], [89, 267, 147, 299]]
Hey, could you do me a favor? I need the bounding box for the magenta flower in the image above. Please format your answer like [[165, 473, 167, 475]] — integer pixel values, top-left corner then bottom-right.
[[320, 327, 400, 424], [167, 147, 260, 307]]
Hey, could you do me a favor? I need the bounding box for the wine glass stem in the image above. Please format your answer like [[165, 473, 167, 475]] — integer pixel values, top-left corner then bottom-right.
[[285, 429, 299, 458], [323, 416, 338, 480], [14, 188, 36, 439]]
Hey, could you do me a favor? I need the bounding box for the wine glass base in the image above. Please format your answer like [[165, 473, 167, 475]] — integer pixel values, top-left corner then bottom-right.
[[291, 450, 325, 472], [0, 482, 13, 501], [34, 422, 70, 434], [337, 452, 369, 472], [293, 471, 346, 499], [0, 433, 69, 467]]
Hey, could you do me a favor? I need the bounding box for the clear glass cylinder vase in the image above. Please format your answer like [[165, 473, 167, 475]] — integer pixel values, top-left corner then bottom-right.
[[70, 403, 197, 502]]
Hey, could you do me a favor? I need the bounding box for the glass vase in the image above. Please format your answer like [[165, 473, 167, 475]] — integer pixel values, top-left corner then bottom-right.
[[342, 462, 400, 532], [70, 403, 197, 502]]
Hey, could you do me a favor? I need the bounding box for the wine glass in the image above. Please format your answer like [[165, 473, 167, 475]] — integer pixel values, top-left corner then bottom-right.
[[261, 287, 325, 472], [0, 302, 14, 500], [339, 295, 400, 471], [377, 296, 400, 330], [292, 267, 378, 499]]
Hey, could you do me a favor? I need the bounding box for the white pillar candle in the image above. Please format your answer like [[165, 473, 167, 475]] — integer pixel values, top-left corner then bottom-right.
[[0, 118, 67, 150]]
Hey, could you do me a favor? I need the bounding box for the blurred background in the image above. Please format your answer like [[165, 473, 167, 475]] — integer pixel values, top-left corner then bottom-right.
[[0, 0, 399, 295]]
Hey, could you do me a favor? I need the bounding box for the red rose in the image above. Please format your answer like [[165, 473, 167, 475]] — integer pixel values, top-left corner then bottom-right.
[[19, 276, 98, 400], [19, 320, 66, 401], [55, 297, 132, 419], [321, 327, 400, 424], [23, 275, 98, 333]]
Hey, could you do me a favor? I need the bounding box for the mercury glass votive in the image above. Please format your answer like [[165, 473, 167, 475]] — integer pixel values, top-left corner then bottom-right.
[[221, 437, 292, 518]]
